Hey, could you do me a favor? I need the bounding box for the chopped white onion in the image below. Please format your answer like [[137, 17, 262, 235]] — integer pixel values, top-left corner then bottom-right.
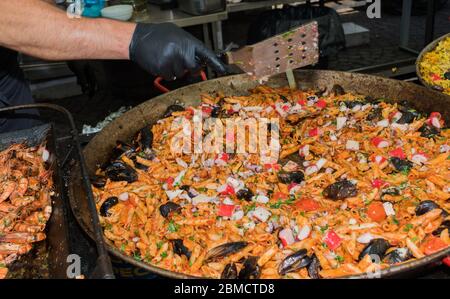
[[253, 207, 271, 222], [118, 192, 129, 201], [383, 202, 396, 216]]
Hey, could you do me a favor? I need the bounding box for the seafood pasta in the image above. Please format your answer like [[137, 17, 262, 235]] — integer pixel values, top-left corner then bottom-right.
[[0, 144, 53, 279], [93, 85, 449, 278]]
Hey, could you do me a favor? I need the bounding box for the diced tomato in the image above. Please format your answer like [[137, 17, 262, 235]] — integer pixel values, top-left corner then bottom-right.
[[421, 236, 449, 255], [431, 73, 441, 81], [371, 179, 388, 189], [217, 204, 235, 217], [316, 99, 327, 109], [273, 192, 288, 201], [295, 198, 320, 212], [282, 104, 290, 112], [220, 184, 235, 196], [227, 108, 234, 115], [185, 107, 195, 119], [389, 148, 406, 159], [367, 201, 387, 222], [297, 99, 307, 106], [166, 177, 174, 187], [308, 128, 319, 137], [324, 230, 342, 251]]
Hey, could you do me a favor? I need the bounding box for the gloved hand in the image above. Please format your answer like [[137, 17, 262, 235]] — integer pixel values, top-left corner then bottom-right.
[[129, 23, 227, 80]]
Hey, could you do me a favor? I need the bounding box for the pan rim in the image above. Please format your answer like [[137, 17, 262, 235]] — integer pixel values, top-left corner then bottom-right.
[[69, 70, 450, 279]]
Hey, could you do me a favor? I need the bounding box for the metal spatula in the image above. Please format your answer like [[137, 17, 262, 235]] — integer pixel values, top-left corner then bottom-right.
[[224, 21, 319, 89]]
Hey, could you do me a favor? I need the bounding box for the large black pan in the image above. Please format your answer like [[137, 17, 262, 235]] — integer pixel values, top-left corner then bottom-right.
[[68, 70, 450, 279]]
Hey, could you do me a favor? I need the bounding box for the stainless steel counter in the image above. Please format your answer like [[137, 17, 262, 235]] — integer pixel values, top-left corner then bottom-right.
[[227, 0, 306, 13]]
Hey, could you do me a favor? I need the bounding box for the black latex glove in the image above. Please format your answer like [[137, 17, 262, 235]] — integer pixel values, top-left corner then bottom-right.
[[129, 23, 227, 80]]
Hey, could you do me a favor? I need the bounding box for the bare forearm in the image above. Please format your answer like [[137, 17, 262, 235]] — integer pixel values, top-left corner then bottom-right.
[[0, 0, 136, 60]]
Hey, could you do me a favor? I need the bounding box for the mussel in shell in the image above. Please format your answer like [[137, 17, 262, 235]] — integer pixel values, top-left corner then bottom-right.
[[383, 248, 412, 264], [432, 220, 450, 236], [159, 202, 182, 218], [389, 157, 413, 173], [415, 200, 448, 217], [100, 196, 119, 217], [221, 263, 238, 279], [331, 84, 345, 96], [138, 126, 153, 151], [366, 107, 383, 121], [91, 175, 107, 188], [397, 107, 420, 124], [236, 188, 254, 201], [358, 238, 391, 261], [277, 171, 305, 184], [238, 256, 260, 279], [419, 124, 440, 138], [172, 239, 191, 259], [278, 249, 311, 275], [307, 254, 321, 279], [105, 161, 138, 183], [342, 100, 366, 109], [164, 104, 185, 118], [205, 241, 248, 262], [323, 179, 358, 200]]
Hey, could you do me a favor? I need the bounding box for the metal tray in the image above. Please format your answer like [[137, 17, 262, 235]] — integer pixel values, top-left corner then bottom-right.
[[0, 124, 69, 278], [0, 104, 114, 279]]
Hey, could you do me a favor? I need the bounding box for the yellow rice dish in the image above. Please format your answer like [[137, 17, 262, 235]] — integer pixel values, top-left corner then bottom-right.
[[419, 36, 450, 95]]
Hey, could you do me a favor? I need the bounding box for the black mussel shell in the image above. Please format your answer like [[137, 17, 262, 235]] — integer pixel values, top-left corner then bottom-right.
[[221, 263, 238, 279], [342, 100, 365, 109], [138, 127, 153, 151], [210, 105, 221, 118], [238, 256, 260, 279], [419, 124, 440, 138], [278, 249, 311, 275], [91, 175, 107, 188], [164, 104, 185, 118], [331, 84, 345, 96], [381, 187, 400, 199], [105, 161, 138, 183], [134, 162, 149, 171], [415, 200, 448, 217], [172, 239, 191, 259], [358, 238, 391, 261], [179, 185, 190, 191], [277, 171, 305, 184], [366, 107, 382, 121], [307, 254, 321, 279], [236, 188, 254, 201], [206, 241, 248, 262], [383, 248, 412, 264], [100, 196, 119, 217], [159, 202, 182, 218], [444, 71, 450, 80], [112, 140, 135, 160], [323, 179, 358, 200], [397, 108, 420, 124], [432, 220, 450, 236], [389, 157, 413, 173]]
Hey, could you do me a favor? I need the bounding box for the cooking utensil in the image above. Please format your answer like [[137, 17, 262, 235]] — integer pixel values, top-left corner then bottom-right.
[[178, 0, 226, 16], [153, 22, 319, 92], [69, 70, 450, 279], [224, 21, 319, 88], [416, 32, 450, 94], [0, 104, 114, 279]]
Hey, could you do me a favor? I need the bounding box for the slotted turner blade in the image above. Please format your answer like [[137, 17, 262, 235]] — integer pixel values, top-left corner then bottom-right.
[[225, 21, 319, 79]]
